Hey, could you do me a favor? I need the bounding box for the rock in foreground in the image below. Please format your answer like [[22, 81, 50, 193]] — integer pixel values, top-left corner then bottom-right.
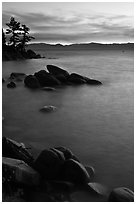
[[108, 187, 134, 202], [62, 159, 90, 184]]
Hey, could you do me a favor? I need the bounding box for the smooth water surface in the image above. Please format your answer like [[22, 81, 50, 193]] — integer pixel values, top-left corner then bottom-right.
[[2, 50, 134, 194]]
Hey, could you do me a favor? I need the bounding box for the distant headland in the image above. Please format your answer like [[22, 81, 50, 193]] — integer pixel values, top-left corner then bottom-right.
[[28, 42, 134, 52]]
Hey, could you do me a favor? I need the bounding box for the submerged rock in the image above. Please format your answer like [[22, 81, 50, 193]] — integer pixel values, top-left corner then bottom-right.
[[7, 81, 16, 88], [40, 105, 57, 113], [47, 65, 69, 78], [108, 187, 134, 202], [33, 149, 64, 179], [62, 159, 90, 184], [41, 87, 56, 91], [24, 75, 40, 89]]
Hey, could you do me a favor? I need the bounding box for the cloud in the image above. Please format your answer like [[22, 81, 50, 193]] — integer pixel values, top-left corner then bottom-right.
[[2, 10, 134, 43]]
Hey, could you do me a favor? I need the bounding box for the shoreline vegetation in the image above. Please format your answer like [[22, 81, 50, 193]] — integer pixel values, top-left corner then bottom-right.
[[2, 17, 43, 61]]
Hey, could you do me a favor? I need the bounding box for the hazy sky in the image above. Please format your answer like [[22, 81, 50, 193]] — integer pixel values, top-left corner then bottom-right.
[[2, 2, 134, 44]]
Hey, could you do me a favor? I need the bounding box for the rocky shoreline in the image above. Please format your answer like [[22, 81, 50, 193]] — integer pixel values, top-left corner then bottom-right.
[[2, 137, 134, 202]]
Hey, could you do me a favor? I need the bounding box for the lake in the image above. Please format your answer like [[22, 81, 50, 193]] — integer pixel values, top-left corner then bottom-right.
[[2, 50, 134, 199]]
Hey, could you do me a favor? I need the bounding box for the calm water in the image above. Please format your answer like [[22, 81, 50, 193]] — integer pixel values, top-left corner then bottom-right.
[[2, 50, 134, 195]]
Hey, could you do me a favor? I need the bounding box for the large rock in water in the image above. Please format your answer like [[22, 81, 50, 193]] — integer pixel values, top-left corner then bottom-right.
[[33, 149, 65, 179], [47, 65, 70, 78], [10, 72, 26, 81], [61, 159, 90, 184], [69, 73, 102, 85], [34, 70, 61, 86], [7, 81, 16, 88], [108, 187, 134, 202], [24, 75, 40, 89], [68, 74, 86, 84]]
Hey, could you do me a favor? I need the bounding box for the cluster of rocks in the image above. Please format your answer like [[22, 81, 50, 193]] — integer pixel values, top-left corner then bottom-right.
[[2, 137, 134, 202], [24, 64, 102, 89], [3, 65, 102, 90]]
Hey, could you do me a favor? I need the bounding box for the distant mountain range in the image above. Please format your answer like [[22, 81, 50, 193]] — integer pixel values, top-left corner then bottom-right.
[[28, 42, 134, 52]]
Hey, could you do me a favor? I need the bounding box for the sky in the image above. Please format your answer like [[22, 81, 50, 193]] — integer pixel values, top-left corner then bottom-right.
[[2, 2, 134, 44]]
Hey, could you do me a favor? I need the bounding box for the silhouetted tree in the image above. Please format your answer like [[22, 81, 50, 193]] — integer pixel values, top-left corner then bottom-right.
[[2, 29, 6, 46], [6, 17, 21, 47], [19, 24, 35, 52]]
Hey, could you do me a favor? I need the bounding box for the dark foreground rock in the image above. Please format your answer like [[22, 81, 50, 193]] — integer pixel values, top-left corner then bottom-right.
[[7, 81, 16, 88], [108, 187, 134, 202], [2, 137, 34, 166], [61, 159, 90, 184], [54, 146, 80, 162], [24, 75, 40, 89], [33, 149, 65, 179], [47, 64, 70, 78], [3, 157, 40, 186], [2, 138, 134, 202]]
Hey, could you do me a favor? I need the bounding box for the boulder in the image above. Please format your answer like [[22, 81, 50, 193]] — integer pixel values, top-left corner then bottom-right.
[[54, 146, 79, 162], [50, 180, 75, 192], [85, 166, 95, 179], [62, 159, 90, 184], [86, 182, 108, 196], [2, 157, 40, 186], [50, 148, 65, 163], [2, 137, 34, 166], [69, 73, 102, 85], [33, 149, 64, 179], [40, 105, 57, 113], [85, 78, 102, 85], [68, 74, 86, 84], [108, 187, 134, 202], [34, 70, 61, 87], [55, 74, 68, 83], [47, 65, 69, 78], [10, 72, 26, 81], [7, 81, 16, 88], [24, 75, 40, 89]]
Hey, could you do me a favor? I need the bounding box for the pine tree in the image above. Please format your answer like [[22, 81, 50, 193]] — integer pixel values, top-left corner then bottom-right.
[[19, 24, 35, 52], [2, 29, 6, 46], [6, 17, 21, 47]]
